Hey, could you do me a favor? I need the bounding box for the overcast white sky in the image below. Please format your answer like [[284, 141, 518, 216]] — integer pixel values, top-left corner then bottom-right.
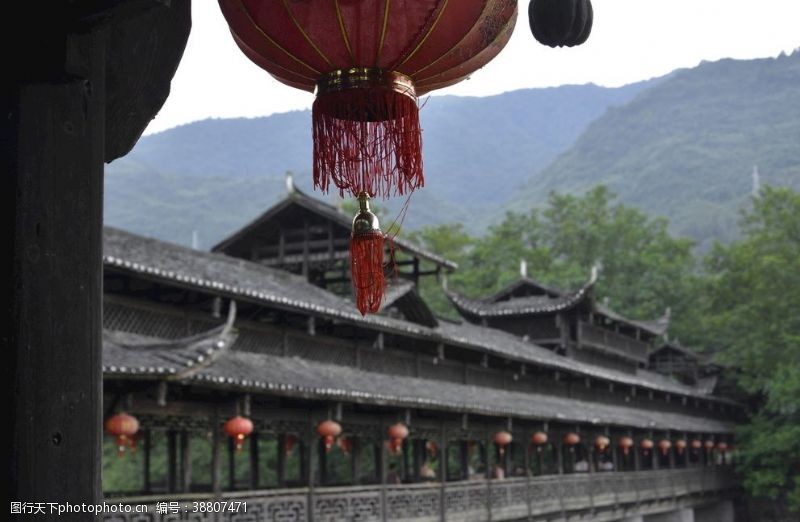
[[144, 0, 800, 135]]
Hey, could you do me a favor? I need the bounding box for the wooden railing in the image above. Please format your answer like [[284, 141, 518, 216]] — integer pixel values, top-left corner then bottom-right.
[[101, 468, 737, 522], [578, 321, 650, 364]]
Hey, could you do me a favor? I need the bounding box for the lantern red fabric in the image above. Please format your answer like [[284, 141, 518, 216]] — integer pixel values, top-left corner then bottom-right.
[[350, 193, 386, 314], [224, 416, 254, 451], [563, 432, 580, 446], [104, 413, 140, 457], [219, 0, 518, 199], [284, 434, 299, 455], [387, 422, 409, 454], [618, 436, 633, 455], [531, 431, 548, 446], [493, 431, 513, 456], [690, 439, 702, 450], [640, 439, 654, 454], [658, 439, 672, 455], [317, 420, 343, 452], [704, 439, 715, 451], [674, 439, 687, 454], [594, 435, 610, 452]]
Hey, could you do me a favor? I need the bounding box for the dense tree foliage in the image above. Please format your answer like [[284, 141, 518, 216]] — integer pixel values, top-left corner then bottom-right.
[[411, 186, 700, 334], [697, 187, 800, 511], [411, 185, 800, 512]]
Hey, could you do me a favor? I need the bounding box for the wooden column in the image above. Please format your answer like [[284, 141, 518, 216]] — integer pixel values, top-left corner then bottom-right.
[[352, 437, 361, 485], [460, 441, 470, 480], [6, 30, 105, 519], [167, 430, 178, 492], [227, 438, 235, 489], [212, 414, 221, 496], [250, 432, 259, 489], [143, 430, 152, 493], [307, 413, 317, 522], [277, 434, 286, 487], [180, 430, 192, 492], [439, 424, 447, 522]]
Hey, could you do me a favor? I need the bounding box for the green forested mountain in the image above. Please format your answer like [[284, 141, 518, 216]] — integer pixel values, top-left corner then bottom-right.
[[105, 81, 654, 248], [105, 52, 800, 251], [508, 51, 800, 250]]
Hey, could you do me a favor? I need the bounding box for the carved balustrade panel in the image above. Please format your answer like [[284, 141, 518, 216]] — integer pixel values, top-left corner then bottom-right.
[[103, 469, 737, 522]]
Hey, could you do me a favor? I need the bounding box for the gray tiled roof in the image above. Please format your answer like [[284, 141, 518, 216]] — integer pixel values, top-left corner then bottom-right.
[[103, 330, 734, 434], [102, 227, 733, 404], [212, 187, 457, 270]]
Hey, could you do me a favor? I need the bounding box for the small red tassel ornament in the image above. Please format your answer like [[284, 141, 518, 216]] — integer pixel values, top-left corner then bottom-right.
[[350, 192, 386, 315], [313, 69, 423, 199]]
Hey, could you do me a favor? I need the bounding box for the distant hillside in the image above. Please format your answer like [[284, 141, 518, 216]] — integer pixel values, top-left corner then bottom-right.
[[105, 81, 654, 248], [508, 52, 800, 249]]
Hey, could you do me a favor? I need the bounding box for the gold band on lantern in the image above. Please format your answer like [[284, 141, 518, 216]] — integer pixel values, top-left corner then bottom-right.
[[316, 68, 416, 99]]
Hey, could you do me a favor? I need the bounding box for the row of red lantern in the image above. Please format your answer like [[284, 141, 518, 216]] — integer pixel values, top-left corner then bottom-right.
[[107, 414, 730, 460]]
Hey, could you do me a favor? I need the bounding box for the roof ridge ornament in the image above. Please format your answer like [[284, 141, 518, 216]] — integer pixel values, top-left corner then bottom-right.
[[285, 171, 295, 194]]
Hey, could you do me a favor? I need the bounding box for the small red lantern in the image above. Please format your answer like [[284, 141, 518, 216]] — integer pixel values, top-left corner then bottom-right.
[[426, 440, 439, 458], [283, 434, 299, 456], [531, 431, 549, 451], [658, 439, 672, 456], [594, 436, 610, 453], [618, 436, 634, 456], [317, 420, 343, 452], [224, 416, 254, 452], [563, 432, 581, 450], [493, 431, 513, 456], [338, 436, 354, 456], [387, 422, 409, 455], [704, 439, 715, 451], [690, 439, 703, 451], [104, 413, 140, 457], [640, 438, 654, 455], [717, 442, 728, 454], [674, 439, 687, 455]]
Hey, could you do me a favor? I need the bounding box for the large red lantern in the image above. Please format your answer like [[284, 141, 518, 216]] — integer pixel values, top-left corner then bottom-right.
[[618, 436, 633, 456], [493, 431, 513, 456], [219, 0, 518, 315], [317, 420, 343, 452], [224, 416, 254, 451], [104, 413, 140, 457], [658, 439, 672, 456], [594, 435, 610, 453]]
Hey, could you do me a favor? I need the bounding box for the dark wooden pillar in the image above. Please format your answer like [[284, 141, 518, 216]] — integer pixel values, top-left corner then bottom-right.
[[227, 438, 236, 489], [180, 430, 192, 492], [277, 434, 286, 487], [6, 3, 189, 519], [460, 441, 470, 480], [167, 430, 178, 492], [250, 432, 259, 489], [6, 30, 105, 519], [143, 430, 152, 493], [212, 415, 222, 496]]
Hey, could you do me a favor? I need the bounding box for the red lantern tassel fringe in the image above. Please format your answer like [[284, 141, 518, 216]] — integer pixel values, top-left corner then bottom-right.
[[350, 230, 386, 316], [313, 84, 423, 199]]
